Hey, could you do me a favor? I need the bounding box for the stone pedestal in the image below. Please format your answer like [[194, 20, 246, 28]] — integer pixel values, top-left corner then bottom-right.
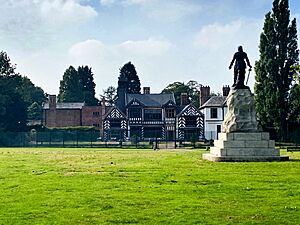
[[203, 132, 288, 161], [203, 88, 288, 162]]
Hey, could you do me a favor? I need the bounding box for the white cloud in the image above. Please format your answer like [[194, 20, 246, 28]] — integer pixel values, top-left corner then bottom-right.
[[194, 21, 243, 50], [40, 0, 98, 26], [99, 0, 116, 6], [118, 38, 172, 56], [146, 1, 201, 22], [0, 0, 97, 48], [100, 0, 201, 22], [123, 0, 152, 5], [69, 38, 172, 60], [69, 39, 108, 65]]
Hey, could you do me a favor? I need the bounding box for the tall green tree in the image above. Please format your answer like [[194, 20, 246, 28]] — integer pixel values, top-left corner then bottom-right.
[[58, 65, 98, 105], [120, 62, 141, 94], [254, 0, 299, 140], [289, 64, 300, 123], [78, 65, 98, 106], [0, 51, 27, 132], [58, 66, 81, 102]]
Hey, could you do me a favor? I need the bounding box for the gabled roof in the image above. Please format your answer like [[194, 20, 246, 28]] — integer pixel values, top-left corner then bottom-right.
[[43, 102, 85, 109], [126, 93, 175, 107], [200, 96, 227, 108], [126, 98, 145, 107], [177, 104, 203, 117], [104, 106, 126, 119]]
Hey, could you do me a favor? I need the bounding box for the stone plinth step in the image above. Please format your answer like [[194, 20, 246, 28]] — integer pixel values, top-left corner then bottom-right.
[[210, 146, 280, 157], [218, 132, 270, 141], [214, 139, 275, 149], [202, 153, 289, 162]]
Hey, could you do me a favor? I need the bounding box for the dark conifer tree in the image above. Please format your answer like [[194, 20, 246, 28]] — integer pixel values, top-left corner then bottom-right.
[[78, 65, 98, 106], [119, 62, 141, 94], [254, 0, 299, 140], [58, 66, 81, 102], [58, 65, 98, 105], [0, 51, 27, 132]]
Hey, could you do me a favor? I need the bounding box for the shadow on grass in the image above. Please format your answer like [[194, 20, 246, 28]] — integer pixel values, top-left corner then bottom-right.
[[288, 158, 300, 162]]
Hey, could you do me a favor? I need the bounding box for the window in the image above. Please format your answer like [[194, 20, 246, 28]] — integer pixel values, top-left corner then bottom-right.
[[110, 120, 121, 128], [129, 107, 142, 118], [165, 108, 175, 118], [210, 108, 218, 119], [185, 116, 197, 127], [144, 109, 162, 121], [93, 112, 100, 117]]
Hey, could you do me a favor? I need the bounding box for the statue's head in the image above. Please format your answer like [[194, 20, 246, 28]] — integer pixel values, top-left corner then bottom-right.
[[238, 46, 243, 52]]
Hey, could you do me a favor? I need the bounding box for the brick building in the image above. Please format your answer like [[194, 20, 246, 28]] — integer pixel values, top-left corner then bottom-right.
[[43, 95, 110, 132]]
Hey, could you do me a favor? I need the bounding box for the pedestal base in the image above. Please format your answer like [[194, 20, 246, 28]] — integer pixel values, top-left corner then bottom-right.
[[203, 132, 289, 162]]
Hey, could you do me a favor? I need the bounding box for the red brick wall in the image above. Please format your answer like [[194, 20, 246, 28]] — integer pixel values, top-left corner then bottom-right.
[[81, 106, 102, 128], [44, 109, 82, 127]]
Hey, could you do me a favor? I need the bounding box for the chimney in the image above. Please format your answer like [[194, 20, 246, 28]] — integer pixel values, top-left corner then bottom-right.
[[180, 93, 188, 106], [143, 87, 150, 94], [222, 85, 230, 97], [101, 97, 106, 116], [49, 95, 56, 110], [199, 86, 210, 106]]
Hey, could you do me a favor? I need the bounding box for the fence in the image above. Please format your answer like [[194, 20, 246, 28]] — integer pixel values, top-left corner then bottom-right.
[[0, 131, 211, 149]]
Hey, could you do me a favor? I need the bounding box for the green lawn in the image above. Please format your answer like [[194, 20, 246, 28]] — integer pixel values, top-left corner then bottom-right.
[[0, 148, 299, 224]]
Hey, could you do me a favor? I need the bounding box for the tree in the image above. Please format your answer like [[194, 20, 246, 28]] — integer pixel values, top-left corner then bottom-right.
[[102, 86, 117, 106], [78, 65, 98, 106], [186, 80, 201, 108], [13, 75, 46, 109], [58, 66, 80, 102], [289, 64, 300, 123], [58, 65, 98, 105], [27, 102, 42, 120], [254, 0, 299, 140], [0, 51, 27, 132], [119, 62, 141, 94], [161, 81, 200, 107], [0, 51, 15, 76]]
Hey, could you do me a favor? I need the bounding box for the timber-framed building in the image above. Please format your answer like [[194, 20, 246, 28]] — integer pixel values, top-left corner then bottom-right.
[[102, 73, 204, 141]]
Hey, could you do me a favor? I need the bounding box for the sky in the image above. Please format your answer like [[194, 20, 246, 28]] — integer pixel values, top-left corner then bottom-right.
[[0, 0, 299, 96]]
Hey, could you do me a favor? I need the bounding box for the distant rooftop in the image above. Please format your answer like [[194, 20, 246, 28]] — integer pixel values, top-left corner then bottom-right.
[[200, 96, 227, 108], [126, 93, 175, 107], [43, 102, 85, 109]]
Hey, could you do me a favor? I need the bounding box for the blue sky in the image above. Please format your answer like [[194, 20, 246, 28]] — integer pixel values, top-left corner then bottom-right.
[[0, 0, 299, 96]]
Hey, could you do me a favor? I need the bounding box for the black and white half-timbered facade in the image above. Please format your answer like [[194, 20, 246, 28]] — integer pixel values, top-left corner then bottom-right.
[[102, 70, 204, 141], [103, 91, 205, 141], [125, 93, 176, 140], [103, 107, 127, 140], [177, 104, 205, 140]]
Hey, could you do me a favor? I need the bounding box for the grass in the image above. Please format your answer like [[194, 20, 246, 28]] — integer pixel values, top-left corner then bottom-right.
[[0, 148, 299, 224]]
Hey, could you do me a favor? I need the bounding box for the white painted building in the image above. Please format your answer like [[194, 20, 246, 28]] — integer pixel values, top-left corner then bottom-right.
[[200, 96, 227, 140]]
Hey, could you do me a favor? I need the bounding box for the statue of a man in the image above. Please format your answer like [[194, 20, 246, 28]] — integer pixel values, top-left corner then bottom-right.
[[229, 46, 252, 89]]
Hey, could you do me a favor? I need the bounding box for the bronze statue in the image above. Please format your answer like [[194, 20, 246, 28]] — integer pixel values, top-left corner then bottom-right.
[[229, 46, 252, 89]]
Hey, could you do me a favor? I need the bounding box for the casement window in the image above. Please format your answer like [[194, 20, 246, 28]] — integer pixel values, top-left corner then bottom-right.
[[210, 108, 218, 119]]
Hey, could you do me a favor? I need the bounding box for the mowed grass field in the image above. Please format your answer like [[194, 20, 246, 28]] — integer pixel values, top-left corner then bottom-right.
[[0, 148, 299, 225]]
